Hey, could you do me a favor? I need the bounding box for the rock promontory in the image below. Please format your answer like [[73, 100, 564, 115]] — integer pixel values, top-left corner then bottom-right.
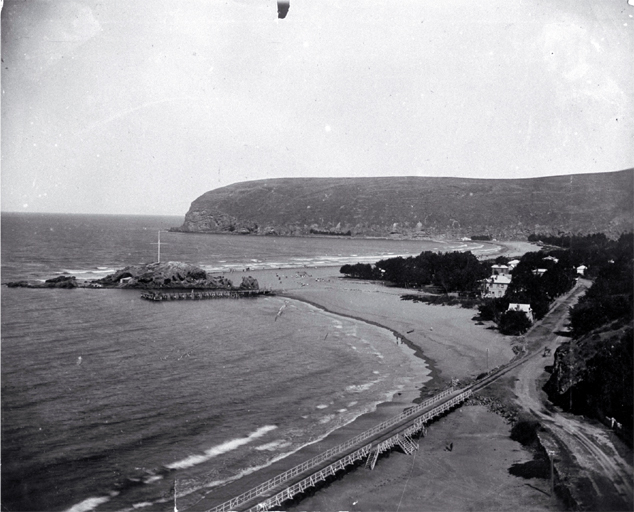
[[96, 261, 255, 290], [6, 262, 260, 291], [7, 275, 79, 289], [173, 169, 633, 239]]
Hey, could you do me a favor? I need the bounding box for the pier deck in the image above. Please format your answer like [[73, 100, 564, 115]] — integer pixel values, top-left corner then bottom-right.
[[188, 343, 542, 512], [140, 289, 274, 301], [187, 387, 471, 512]]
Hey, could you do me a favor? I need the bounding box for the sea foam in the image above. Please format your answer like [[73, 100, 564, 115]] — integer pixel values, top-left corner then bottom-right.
[[65, 495, 112, 512], [166, 425, 277, 470]]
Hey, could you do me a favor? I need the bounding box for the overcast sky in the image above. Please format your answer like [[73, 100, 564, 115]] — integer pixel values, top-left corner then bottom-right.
[[2, 0, 632, 215]]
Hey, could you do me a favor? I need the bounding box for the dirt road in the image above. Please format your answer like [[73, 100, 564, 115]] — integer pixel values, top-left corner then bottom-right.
[[512, 282, 633, 510]]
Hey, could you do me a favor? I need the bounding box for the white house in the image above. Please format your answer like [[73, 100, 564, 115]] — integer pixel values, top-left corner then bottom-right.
[[507, 259, 520, 270], [482, 274, 512, 298], [543, 255, 559, 263], [576, 265, 588, 276], [507, 303, 534, 322], [491, 264, 510, 276], [532, 268, 547, 277]]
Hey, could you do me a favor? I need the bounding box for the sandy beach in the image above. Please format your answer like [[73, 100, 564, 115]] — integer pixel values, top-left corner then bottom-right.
[[200, 241, 560, 511]]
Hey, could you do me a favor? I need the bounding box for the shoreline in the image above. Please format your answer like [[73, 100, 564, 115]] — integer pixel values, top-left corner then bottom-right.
[[193, 240, 550, 511], [280, 292, 443, 395], [6, 238, 546, 511]]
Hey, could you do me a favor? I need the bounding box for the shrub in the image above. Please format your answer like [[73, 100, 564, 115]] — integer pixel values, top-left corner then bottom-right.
[[499, 310, 532, 335]]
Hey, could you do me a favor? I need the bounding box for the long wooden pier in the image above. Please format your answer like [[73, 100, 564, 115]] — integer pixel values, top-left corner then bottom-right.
[[183, 282, 587, 512], [195, 349, 539, 512], [197, 386, 471, 512], [140, 289, 274, 301]]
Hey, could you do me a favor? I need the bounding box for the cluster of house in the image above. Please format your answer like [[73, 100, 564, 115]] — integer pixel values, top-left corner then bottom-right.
[[481, 260, 519, 299], [480, 260, 536, 321], [480, 257, 588, 324]]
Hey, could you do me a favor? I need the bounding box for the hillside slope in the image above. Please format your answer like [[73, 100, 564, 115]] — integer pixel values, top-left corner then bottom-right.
[[174, 169, 633, 239]]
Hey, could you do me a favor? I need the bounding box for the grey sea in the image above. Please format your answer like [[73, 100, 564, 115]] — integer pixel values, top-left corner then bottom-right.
[[1, 213, 492, 511]]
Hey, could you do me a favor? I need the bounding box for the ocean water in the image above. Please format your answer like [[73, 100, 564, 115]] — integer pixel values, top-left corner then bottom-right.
[[1, 213, 493, 511]]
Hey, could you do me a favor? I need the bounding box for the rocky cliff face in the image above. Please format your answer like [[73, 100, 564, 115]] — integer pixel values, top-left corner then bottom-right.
[[173, 170, 633, 239], [178, 208, 258, 234], [543, 326, 633, 432]]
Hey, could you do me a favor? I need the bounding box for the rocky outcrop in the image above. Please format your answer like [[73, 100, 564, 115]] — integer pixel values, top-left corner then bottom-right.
[[7, 275, 79, 289], [96, 261, 235, 290], [5, 262, 263, 291], [238, 276, 259, 290], [543, 325, 633, 433], [178, 208, 259, 234], [172, 169, 633, 239]]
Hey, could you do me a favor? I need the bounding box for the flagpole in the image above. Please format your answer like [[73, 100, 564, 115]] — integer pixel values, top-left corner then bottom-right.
[[152, 231, 167, 263]]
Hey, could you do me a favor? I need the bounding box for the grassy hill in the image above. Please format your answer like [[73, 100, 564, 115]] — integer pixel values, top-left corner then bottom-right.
[[174, 169, 633, 239]]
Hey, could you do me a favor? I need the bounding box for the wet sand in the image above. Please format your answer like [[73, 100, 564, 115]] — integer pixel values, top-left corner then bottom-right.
[[288, 405, 556, 512], [223, 265, 518, 385], [203, 240, 554, 511]]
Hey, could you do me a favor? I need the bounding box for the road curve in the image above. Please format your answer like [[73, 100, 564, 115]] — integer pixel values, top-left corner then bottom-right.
[[511, 282, 633, 511]]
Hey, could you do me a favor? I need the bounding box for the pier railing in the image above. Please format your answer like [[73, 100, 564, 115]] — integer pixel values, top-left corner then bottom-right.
[[204, 386, 457, 512], [245, 389, 473, 512], [140, 289, 273, 301]]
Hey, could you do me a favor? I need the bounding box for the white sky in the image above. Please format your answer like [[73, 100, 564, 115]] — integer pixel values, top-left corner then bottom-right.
[[2, 0, 633, 215]]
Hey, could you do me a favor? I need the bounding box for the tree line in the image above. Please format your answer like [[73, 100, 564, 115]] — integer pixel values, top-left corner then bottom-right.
[[568, 233, 633, 337], [544, 233, 633, 434], [341, 234, 632, 335], [341, 251, 488, 293]]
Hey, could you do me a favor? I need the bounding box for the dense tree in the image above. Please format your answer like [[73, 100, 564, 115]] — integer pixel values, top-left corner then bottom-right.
[[569, 255, 633, 337], [504, 251, 575, 320], [498, 310, 532, 335], [343, 251, 489, 292], [528, 232, 632, 278], [340, 263, 380, 280], [373, 251, 488, 292], [544, 234, 633, 435], [477, 297, 509, 322]]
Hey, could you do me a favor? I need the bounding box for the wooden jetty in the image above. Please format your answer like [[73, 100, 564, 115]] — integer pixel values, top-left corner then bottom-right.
[[193, 346, 540, 512], [184, 284, 590, 512], [192, 386, 471, 512], [140, 289, 274, 301]]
